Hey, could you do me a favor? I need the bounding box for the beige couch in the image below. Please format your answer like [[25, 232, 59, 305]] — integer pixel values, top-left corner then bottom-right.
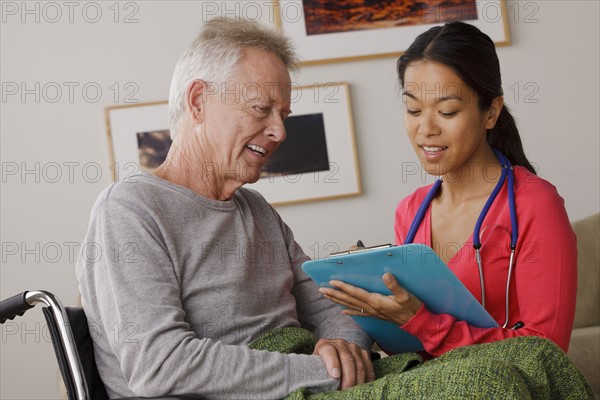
[[568, 213, 600, 395]]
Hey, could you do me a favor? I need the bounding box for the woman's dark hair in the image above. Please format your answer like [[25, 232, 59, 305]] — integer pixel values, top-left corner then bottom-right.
[[397, 21, 536, 174]]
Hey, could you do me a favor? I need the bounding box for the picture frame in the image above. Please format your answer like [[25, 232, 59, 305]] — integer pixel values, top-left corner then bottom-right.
[[248, 82, 362, 206], [104, 82, 362, 207], [273, 0, 510, 66], [104, 100, 170, 182]]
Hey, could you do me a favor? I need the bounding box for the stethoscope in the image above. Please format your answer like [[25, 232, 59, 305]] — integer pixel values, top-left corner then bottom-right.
[[404, 149, 518, 328]]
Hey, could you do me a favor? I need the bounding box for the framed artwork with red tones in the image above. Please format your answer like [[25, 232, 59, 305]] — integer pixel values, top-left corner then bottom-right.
[[274, 0, 510, 65]]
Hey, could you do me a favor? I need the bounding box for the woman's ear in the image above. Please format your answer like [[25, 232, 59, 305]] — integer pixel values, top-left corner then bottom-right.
[[186, 80, 207, 124], [485, 96, 504, 129]]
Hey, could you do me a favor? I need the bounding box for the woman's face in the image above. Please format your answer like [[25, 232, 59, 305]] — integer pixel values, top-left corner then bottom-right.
[[402, 61, 500, 178]]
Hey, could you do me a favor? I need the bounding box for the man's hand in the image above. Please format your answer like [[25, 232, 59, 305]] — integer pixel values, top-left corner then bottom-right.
[[313, 338, 375, 390]]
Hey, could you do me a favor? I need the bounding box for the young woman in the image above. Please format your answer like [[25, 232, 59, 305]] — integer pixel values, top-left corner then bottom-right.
[[320, 21, 578, 357]]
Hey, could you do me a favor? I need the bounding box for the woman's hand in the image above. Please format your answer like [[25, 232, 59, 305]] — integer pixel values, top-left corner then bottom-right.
[[319, 273, 422, 326]]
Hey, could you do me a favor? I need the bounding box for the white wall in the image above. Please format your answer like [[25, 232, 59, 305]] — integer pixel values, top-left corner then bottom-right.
[[1, 1, 598, 398]]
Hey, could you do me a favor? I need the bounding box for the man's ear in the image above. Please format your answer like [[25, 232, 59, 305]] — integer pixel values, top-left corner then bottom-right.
[[485, 96, 504, 130], [186, 80, 207, 124]]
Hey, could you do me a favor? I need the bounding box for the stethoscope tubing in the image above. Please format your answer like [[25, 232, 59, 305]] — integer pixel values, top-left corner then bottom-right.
[[404, 149, 518, 329]]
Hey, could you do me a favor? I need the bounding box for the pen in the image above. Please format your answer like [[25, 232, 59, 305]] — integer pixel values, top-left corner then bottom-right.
[[356, 240, 366, 248], [511, 321, 525, 330]]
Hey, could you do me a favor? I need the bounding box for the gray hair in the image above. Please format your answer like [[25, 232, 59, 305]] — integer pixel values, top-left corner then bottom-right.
[[168, 18, 299, 137]]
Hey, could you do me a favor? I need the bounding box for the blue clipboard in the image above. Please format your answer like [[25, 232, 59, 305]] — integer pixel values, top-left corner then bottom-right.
[[302, 243, 498, 353]]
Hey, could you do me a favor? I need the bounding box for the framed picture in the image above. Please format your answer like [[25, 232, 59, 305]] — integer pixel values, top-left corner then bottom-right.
[[104, 101, 170, 182], [104, 82, 362, 206], [248, 82, 361, 205], [274, 0, 510, 65]]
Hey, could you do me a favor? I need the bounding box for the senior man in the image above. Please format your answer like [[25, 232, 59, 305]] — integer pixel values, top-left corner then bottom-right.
[[76, 18, 373, 399]]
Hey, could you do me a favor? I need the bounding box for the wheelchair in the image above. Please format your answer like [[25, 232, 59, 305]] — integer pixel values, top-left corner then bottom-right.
[[0, 290, 202, 400]]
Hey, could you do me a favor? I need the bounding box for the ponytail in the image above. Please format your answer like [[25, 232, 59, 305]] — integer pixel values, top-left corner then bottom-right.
[[487, 105, 537, 175], [397, 22, 537, 175]]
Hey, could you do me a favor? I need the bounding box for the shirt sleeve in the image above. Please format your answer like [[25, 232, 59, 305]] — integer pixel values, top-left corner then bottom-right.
[[399, 178, 577, 355], [269, 208, 373, 350], [77, 195, 340, 398]]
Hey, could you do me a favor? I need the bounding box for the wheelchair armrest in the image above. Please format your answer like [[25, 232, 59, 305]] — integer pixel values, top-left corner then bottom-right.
[[0, 291, 34, 323]]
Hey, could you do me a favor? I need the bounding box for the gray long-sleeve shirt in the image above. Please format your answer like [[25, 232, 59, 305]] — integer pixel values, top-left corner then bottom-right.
[[76, 173, 371, 399]]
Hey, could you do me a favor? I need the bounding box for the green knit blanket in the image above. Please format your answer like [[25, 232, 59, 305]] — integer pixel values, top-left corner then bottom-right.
[[249, 328, 596, 399]]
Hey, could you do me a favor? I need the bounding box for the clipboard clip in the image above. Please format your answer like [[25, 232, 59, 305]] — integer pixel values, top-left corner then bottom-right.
[[328, 243, 393, 258]]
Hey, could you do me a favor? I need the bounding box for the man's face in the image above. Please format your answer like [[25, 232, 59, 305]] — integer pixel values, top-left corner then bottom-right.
[[197, 47, 292, 186]]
